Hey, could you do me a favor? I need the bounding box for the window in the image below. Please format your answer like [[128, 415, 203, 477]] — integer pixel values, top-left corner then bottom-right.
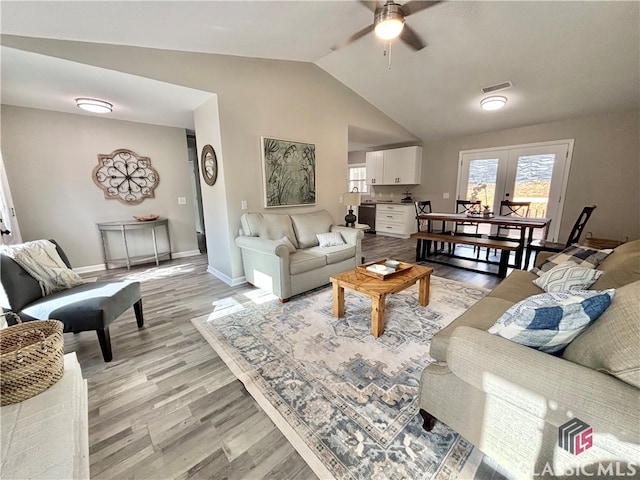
[[348, 165, 368, 194]]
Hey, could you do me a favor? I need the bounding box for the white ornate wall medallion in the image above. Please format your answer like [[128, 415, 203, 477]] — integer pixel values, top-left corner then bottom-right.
[[93, 149, 159, 204]]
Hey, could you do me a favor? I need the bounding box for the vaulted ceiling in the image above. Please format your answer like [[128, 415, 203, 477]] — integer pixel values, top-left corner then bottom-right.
[[1, 1, 639, 146]]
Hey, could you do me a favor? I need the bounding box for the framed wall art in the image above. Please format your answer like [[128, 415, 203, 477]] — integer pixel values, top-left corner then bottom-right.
[[201, 144, 218, 186], [93, 149, 159, 204], [261, 137, 316, 208]]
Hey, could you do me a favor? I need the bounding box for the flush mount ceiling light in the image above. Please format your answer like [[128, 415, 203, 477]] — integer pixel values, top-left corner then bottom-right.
[[480, 96, 507, 111], [374, 2, 405, 40], [76, 98, 113, 114]]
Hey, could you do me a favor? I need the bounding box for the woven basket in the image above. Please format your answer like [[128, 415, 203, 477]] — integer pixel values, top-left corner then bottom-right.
[[582, 232, 628, 250], [0, 312, 64, 406]]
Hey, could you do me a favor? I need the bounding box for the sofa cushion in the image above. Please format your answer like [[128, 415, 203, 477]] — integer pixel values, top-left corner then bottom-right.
[[532, 261, 603, 292], [531, 244, 611, 276], [289, 250, 326, 275], [259, 214, 299, 248], [431, 296, 514, 361], [590, 239, 640, 290], [240, 213, 263, 237], [488, 289, 615, 354], [487, 269, 543, 303], [307, 244, 355, 265], [290, 210, 334, 248], [563, 280, 640, 388], [275, 236, 296, 253]]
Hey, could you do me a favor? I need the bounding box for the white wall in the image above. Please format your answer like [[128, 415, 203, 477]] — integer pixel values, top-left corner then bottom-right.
[[0, 105, 198, 268]]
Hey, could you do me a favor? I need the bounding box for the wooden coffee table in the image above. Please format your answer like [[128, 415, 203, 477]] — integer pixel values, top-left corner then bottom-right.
[[329, 262, 433, 337]]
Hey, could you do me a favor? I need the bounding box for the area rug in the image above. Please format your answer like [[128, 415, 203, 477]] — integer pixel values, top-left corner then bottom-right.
[[191, 276, 489, 480]]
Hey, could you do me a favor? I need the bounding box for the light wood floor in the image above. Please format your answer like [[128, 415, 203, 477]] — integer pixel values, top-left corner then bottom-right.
[[66, 234, 503, 479]]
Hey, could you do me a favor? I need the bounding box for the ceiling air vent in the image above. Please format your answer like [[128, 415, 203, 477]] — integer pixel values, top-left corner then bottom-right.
[[481, 81, 513, 94]]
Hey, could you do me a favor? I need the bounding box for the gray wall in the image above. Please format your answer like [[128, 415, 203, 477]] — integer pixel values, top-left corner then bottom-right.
[[1, 105, 198, 268], [373, 109, 640, 243]]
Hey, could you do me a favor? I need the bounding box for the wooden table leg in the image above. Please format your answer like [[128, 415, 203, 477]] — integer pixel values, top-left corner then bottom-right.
[[371, 294, 385, 337], [418, 275, 431, 306], [332, 281, 344, 317]]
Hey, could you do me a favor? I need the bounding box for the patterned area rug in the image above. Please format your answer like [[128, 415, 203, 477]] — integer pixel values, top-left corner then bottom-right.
[[192, 276, 489, 480]]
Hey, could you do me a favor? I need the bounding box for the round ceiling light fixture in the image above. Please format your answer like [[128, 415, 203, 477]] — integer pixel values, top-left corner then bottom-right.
[[374, 2, 405, 40], [480, 96, 507, 111], [76, 98, 113, 113]]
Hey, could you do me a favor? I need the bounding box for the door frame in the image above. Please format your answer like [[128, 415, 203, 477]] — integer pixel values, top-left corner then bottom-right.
[[456, 139, 574, 242]]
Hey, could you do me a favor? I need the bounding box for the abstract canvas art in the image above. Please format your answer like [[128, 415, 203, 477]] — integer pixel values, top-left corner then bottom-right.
[[261, 137, 316, 207]]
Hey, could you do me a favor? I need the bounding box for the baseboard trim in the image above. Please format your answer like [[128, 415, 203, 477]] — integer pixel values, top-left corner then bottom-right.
[[206, 265, 246, 286], [172, 250, 202, 259]]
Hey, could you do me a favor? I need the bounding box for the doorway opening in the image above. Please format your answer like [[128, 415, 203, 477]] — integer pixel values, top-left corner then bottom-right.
[[186, 132, 207, 253]]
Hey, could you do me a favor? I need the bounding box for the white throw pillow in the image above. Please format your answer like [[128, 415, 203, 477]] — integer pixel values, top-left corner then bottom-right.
[[533, 261, 603, 292], [275, 236, 296, 253], [316, 231, 345, 247]]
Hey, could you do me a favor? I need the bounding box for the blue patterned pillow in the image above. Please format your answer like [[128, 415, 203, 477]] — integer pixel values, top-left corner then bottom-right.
[[488, 289, 615, 353], [531, 244, 612, 276]]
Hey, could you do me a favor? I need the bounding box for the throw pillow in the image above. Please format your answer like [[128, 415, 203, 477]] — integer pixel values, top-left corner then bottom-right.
[[259, 214, 299, 248], [275, 236, 296, 253], [316, 231, 345, 248], [531, 244, 612, 276], [563, 280, 640, 389], [533, 261, 603, 292], [488, 289, 615, 354]]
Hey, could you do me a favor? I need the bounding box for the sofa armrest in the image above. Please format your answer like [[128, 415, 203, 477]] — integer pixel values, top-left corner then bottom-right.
[[235, 236, 289, 257], [446, 326, 639, 437], [534, 251, 555, 268], [330, 225, 364, 245]]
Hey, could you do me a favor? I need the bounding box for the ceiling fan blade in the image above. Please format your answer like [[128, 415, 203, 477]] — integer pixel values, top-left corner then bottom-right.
[[331, 24, 375, 51], [401, 0, 442, 16], [400, 24, 426, 51], [359, 1, 380, 13]]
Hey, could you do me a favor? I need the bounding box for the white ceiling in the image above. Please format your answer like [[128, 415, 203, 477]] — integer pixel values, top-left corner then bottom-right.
[[1, 1, 639, 146]]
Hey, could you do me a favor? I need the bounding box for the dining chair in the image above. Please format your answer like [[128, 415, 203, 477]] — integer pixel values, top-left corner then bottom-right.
[[414, 201, 448, 258], [525, 205, 597, 267], [453, 200, 482, 256], [486, 200, 531, 259]]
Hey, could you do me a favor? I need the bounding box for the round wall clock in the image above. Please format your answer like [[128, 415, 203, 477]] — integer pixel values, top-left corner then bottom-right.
[[201, 144, 218, 186]]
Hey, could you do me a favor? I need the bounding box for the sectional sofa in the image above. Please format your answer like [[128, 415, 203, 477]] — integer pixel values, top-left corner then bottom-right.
[[419, 240, 640, 479]]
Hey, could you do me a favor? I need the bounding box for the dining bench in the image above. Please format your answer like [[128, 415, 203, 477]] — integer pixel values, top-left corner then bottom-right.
[[410, 231, 520, 277]]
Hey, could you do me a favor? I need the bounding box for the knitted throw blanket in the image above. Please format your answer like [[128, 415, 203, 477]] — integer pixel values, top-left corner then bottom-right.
[[0, 239, 83, 296]]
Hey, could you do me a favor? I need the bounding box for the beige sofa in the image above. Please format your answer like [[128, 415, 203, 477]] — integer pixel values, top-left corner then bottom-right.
[[419, 240, 640, 479], [235, 210, 363, 301]]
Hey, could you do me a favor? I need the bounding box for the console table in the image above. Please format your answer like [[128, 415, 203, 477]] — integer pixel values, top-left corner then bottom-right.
[[0, 353, 89, 479], [97, 218, 172, 270]]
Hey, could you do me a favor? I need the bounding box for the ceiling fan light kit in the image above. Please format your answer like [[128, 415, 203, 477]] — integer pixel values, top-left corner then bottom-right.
[[76, 98, 113, 113], [374, 3, 405, 40], [480, 95, 507, 111]]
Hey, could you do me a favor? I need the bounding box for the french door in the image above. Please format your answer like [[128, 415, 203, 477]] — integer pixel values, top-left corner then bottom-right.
[[0, 151, 22, 245], [457, 140, 573, 242]]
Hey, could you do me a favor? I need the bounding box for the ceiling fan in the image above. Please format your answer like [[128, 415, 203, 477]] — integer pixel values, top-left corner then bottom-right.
[[332, 0, 442, 52]]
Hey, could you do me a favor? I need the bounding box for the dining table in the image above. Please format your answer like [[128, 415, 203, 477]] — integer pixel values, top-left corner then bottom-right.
[[416, 212, 551, 270]]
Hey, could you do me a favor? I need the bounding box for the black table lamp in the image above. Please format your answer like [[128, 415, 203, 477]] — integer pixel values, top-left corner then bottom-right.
[[342, 188, 362, 227]]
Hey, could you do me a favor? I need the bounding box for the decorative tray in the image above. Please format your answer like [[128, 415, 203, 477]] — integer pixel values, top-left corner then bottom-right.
[[133, 214, 159, 222], [357, 259, 413, 280]]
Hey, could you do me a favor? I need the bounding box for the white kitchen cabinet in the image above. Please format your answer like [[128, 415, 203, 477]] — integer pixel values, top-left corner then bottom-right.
[[375, 204, 418, 238], [365, 150, 384, 185], [365, 146, 422, 185], [382, 146, 423, 185]]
